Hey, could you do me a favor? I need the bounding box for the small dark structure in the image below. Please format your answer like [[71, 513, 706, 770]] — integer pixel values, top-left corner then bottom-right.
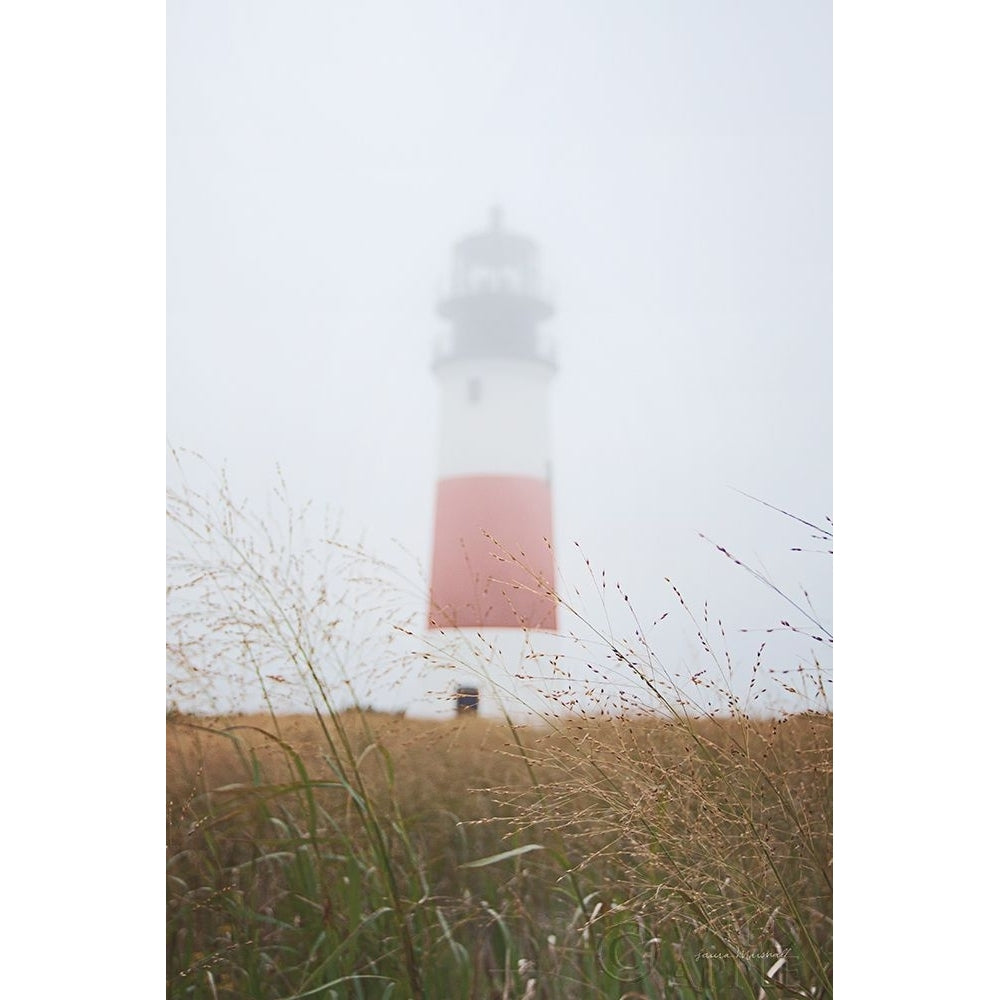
[[455, 685, 479, 715]]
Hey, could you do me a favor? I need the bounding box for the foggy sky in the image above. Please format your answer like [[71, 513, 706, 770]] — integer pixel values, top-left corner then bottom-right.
[[167, 1, 832, 713]]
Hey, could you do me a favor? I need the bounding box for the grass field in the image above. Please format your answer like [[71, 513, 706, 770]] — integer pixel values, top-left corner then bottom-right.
[[167, 706, 831, 999], [167, 465, 832, 997]]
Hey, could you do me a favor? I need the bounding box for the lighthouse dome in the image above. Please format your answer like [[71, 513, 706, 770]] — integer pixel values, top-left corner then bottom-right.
[[436, 208, 554, 367]]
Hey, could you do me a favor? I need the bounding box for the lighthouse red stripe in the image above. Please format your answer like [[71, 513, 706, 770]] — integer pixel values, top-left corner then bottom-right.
[[428, 475, 557, 630]]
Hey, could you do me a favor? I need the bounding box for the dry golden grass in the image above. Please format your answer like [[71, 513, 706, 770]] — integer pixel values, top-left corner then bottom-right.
[[166, 463, 832, 997], [168, 709, 544, 832], [168, 706, 831, 995]]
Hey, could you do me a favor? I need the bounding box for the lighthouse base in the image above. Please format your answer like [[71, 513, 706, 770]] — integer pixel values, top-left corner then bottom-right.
[[408, 627, 569, 722]]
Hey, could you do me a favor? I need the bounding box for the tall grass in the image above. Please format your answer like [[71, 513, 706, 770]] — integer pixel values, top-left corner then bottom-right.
[[167, 461, 831, 998]]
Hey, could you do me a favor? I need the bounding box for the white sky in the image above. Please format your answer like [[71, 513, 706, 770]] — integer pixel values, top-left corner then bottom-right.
[[167, 0, 832, 713]]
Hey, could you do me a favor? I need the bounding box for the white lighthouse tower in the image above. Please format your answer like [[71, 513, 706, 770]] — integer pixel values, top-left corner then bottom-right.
[[426, 208, 559, 717]]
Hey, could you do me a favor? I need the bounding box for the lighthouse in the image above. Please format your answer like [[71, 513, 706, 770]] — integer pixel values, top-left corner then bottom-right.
[[427, 208, 559, 715]]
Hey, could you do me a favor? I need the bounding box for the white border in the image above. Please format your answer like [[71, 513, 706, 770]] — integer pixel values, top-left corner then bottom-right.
[[1, 1, 164, 988]]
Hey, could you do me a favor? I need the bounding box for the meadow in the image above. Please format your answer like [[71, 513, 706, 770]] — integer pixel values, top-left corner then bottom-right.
[[167, 466, 832, 998], [167, 705, 831, 999]]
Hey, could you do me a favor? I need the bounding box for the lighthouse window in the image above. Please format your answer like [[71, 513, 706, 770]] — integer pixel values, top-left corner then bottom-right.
[[467, 377, 482, 403]]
